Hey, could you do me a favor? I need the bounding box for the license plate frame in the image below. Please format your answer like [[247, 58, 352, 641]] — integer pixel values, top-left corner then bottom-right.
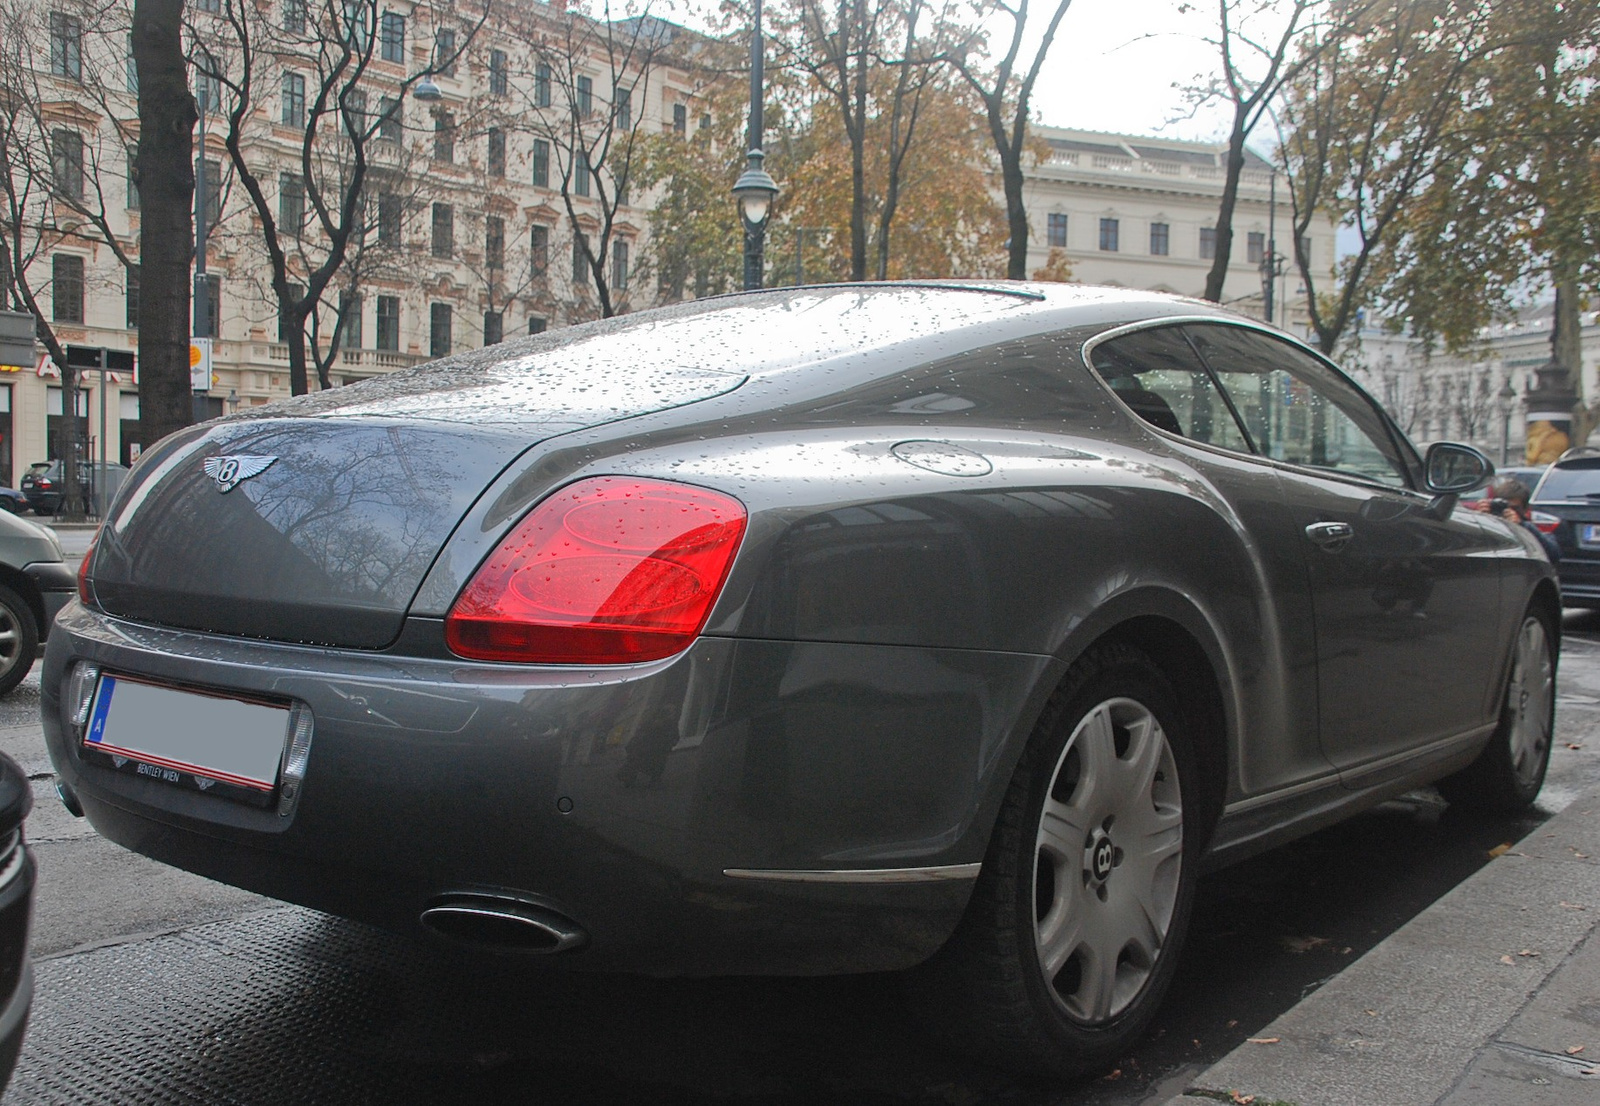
[[81, 673, 293, 803], [1582, 524, 1600, 549]]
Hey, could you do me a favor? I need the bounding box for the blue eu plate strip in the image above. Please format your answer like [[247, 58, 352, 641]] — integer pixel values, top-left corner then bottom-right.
[[85, 675, 116, 745]]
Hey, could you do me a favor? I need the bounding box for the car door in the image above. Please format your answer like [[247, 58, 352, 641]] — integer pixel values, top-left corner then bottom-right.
[[1185, 323, 1507, 780], [1085, 324, 1332, 796]]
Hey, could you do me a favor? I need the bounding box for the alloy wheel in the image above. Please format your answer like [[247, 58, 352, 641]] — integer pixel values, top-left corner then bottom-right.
[[1033, 696, 1182, 1024], [1507, 616, 1554, 790]]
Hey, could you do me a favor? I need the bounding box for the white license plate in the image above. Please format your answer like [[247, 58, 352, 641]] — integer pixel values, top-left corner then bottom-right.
[[83, 674, 291, 792], [1583, 525, 1600, 548]]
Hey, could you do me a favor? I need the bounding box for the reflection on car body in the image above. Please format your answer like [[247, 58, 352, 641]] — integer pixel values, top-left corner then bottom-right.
[[43, 283, 1555, 1077]]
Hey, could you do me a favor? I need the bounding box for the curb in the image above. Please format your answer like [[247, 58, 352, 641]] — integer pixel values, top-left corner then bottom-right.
[[1162, 791, 1600, 1106]]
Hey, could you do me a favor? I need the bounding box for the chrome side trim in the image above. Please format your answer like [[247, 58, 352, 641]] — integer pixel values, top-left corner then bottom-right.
[[723, 863, 981, 884], [1222, 771, 1344, 816]]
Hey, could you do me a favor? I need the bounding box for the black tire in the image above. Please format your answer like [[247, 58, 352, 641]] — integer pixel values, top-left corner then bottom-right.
[[906, 642, 1202, 1079], [0, 586, 38, 697], [1437, 605, 1557, 814], [0, 498, 17, 514]]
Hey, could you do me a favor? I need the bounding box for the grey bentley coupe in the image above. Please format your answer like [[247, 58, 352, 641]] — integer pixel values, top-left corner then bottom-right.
[[43, 283, 1555, 1076]]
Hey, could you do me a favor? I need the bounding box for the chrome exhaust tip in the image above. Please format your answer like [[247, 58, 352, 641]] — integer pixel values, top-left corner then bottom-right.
[[420, 896, 587, 953], [56, 780, 84, 818]]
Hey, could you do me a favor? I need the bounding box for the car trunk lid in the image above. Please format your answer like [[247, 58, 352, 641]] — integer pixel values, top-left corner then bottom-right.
[[90, 359, 747, 648]]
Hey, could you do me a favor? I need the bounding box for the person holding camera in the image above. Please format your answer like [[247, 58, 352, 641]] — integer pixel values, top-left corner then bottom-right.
[[1480, 477, 1561, 561]]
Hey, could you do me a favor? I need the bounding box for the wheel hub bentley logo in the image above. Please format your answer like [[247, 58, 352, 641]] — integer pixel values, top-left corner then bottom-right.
[[1093, 839, 1114, 881], [203, 455, 277, 493]]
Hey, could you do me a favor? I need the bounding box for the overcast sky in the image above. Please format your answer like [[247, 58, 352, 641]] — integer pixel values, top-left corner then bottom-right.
[[1022, 0, 1240, 142]]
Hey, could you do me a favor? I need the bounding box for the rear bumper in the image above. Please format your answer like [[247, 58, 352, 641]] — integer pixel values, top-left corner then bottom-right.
[[43, 602, 1053, 976]]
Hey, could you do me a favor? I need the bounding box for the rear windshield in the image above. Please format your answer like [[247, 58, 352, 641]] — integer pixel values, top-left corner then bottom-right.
[[1534, 464, 1600, 501]]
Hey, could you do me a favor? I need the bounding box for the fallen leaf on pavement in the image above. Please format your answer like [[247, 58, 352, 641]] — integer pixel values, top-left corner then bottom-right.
[[1519, 949, 1541, 958], [1231, 1094, 1256, 1105], [1227, 1019, 1238, 1028], [1500, 955, 1516, 964], [1247, 1037, 1280, 1045], [1279, 935, 1330, 953], [1489, 843, 1513, 858], [1569, 1046, 1586, 1055], [1100, 1068, 1122, 1080], [1569, 743, 1584, 750], [1365, 1009, 1378, 1016], [1582, 1068, 1599, 1076], [1561, 902, 1588, 910]]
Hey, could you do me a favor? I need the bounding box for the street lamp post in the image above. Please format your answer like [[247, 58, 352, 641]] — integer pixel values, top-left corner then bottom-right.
[[1259, 170, 1286, 329], [193, 87, 211, 424], [732, 0, 777, 291], [1498, 379, 1516, 466]]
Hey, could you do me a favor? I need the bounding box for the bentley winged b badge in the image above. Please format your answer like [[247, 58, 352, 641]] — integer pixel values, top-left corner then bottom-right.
[[203, 454, 277, 493]]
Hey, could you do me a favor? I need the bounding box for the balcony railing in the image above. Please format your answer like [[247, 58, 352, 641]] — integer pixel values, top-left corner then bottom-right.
[[1045, 150, 1274, 189]]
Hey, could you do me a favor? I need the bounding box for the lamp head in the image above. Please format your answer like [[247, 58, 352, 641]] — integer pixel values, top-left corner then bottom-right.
[[414, 76, 443, 102], [732, 151, 778, 228]]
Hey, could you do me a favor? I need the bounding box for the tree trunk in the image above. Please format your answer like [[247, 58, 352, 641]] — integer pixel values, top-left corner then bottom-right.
[[1002, 151, 1028, 280], [1202, 119, 1249, 303], [134, 0, 196, 453], [286, 319, 310, 395], [1554, 268, 1592, 444]]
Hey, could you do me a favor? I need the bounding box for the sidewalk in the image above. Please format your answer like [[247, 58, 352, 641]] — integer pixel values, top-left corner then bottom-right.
[[1164, 789, 1600, 1106]]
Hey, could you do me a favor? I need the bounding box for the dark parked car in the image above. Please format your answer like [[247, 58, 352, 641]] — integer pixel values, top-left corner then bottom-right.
[[1529, 449, 1600, 606], [0, 511, 75, 695], [19, 460, 128, 517], [43, 284, 1555, 1077], [0, 489, 29, 516], [0, 752, 36, 1094]]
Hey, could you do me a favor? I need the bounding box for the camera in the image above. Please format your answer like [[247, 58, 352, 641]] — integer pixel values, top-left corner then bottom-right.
[[1489, 498, 1510, 516]]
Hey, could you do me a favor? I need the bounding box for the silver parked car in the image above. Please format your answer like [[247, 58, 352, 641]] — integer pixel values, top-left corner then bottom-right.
[[44, 284, 1554, 1076], [0, 511, 74, 694]]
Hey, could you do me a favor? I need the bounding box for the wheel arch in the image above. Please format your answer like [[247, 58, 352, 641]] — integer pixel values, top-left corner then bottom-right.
[[0, 563, 45, 637]]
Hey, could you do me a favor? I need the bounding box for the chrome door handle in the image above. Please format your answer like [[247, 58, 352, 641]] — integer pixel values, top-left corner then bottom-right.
[[1305, 521, 1353, 550]]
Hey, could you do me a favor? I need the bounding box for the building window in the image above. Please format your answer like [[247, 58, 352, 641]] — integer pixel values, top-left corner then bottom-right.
[[380, 12, 404, 61], [574, 149, 590, 197], [279, 172, 305, 234], [1098, 217, 1119, 252], [672, 103, 686, 136], [432, 112, 457, 163], [528, 316, 546, 335], [576, 75, 593, 117], [51, 130, 83, 201], [532, 139, 550, 187], [377, 96, 401, 141], [615, 170, 628, 207], [195, 0, 220, 12], [126, 149, 140, 209], [50, 12, 81, 80], [1199, 227, 1217, 260], [376, 294, 400, 350], [202, 274, 220, 338], [202, 158, 221, 224], [282, 72, 306, 127], [279, 283, 304, 340], [342, 0, 369, 51], [489, 48, 508, 96], [125, 33, 137, 92], [1046, 213, 1066, 248], [1247, 231, 1265, 265], [1298, 235, 1312, 263], [377, 192, 400, 244], [53, 255, 84, 322], [530, 224, 549, 275], [1150, 222, 1169, 256], [535, 62, 551, 107], [482, 311, 502, 345], [485, 215, 504, 268], [700, 112, 711, 132], [343, 88, 367, 134], [340, 291, 362, 347], [487, 127, 505, 178], [431, 203, 453, 257], [616, 86, 632, 130], [283, 0, 307, 33], [429, 302, 452, 357], [572, 237, 587, 284], [434, 27, 456, 76], [611, 239, 629, 291], [433, 111, 454, 162], [194, 71, 222, 116], [125, 265, 140, 330]]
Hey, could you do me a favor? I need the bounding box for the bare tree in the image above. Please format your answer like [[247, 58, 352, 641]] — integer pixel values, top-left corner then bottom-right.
[[191, 0, 485, 394], [950, 0, 1075, 280]]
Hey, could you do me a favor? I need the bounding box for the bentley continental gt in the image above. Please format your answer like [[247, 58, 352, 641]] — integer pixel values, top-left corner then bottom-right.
[[43, 283, 1556, 1076]]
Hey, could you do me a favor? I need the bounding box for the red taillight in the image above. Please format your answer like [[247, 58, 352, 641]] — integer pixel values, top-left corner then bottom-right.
[[77, 533, 96, 606], [37, 479, 52, 488], [1531, 511, 1561, 534], [445, 477, 747, 664]]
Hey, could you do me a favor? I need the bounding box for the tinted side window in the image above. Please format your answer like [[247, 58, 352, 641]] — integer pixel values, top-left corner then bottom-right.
[[1089, 326, 1251, 453], [1186, 325, 1411, 488]]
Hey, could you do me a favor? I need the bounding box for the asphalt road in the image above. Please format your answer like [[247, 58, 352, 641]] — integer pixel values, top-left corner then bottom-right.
[[13, 596, 1600, 1105]]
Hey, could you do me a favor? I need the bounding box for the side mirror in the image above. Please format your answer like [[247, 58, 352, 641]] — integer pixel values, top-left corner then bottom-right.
[[1424, 442, 1494, 494]]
